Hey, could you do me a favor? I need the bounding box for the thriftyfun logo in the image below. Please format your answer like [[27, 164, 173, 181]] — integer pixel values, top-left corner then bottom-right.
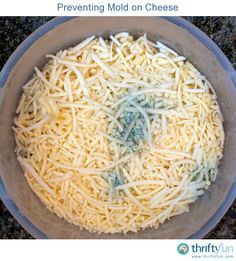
[[177, 242, 234, 258], [191, 243, 234, 254], [177, 243, 189, 255]]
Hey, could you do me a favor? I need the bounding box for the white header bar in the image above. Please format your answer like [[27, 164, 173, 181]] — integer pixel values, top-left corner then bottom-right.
[[0, 0, 235, 16], [0, 240, 235, 261]]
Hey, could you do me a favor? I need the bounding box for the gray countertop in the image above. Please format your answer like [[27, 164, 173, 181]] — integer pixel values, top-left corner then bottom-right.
[[0, 17, 235, 239]]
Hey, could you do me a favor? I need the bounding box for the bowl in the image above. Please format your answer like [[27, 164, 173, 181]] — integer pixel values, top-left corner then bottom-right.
[[0, 17, 235, 239]]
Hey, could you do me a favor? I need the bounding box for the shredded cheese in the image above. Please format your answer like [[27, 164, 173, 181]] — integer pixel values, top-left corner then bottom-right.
[[14, 34, 224, 234]]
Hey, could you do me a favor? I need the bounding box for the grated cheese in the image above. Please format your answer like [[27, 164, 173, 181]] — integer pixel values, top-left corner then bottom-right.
[[14, 34, 224, 234]]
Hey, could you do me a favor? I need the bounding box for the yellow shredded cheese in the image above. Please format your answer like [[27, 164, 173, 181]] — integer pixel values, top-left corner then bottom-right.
[[14, 34, 224, 234]]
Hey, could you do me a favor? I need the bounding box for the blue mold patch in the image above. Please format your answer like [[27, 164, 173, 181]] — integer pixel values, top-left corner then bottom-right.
[[102, 172, 123, 200], [112, 96, 162, 152], [118, 110, 145, 151]]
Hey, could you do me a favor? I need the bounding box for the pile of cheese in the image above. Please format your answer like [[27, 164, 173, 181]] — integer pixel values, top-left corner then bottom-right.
[[14, 33, 224, 233]]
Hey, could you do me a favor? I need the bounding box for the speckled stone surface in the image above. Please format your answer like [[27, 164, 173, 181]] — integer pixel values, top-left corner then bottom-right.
[[0, 17, 235, 239]]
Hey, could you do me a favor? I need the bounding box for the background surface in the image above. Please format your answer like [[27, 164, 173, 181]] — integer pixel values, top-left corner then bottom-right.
[[0, 17, 235, 239]]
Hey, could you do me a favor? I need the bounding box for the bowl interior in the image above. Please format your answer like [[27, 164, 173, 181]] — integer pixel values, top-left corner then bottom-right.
[[0, 17, 236, 239]]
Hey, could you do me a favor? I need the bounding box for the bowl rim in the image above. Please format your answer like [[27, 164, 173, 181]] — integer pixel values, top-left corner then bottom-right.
[[0, 16, 235, 239]]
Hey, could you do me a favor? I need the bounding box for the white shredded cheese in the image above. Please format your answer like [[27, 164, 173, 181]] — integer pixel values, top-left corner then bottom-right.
[[14, 34, 224, 234]]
